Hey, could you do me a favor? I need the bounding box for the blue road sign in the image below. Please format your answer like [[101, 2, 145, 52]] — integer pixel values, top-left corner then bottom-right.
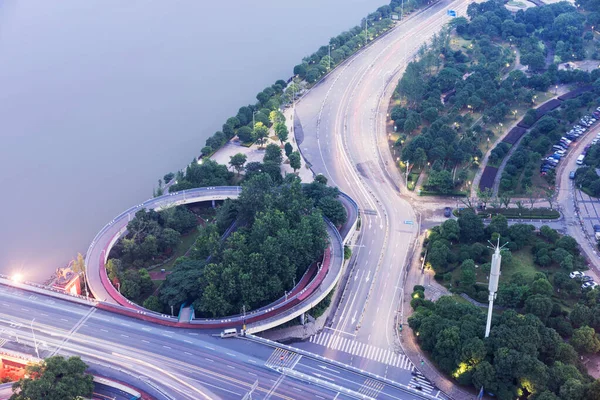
[[447, 9, 457, 17], [404, 220, 414, 225]]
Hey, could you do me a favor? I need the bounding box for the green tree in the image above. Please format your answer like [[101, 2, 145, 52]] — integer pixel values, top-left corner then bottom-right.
[[570, 304, 592, 328], [229, 153, 247, 175], [143, 295, 162, 312], [571, 326, 600, 354], [524, 294, 553, 322], [284, 142, 293, 157], [289, 151, 302, 173], [275, 123, 289, 144], [10, 356, 93, 400], [264, 144, 283, 165], [559, 378, 585, 400], [318, 197, 347, 226], [460, 259, 476, 287], [237, 126, 253, 143], [531, 277, 553, 297], [458, 209, 484, 243], [428, 241, 450, 271], [253, 123, 269, 146]]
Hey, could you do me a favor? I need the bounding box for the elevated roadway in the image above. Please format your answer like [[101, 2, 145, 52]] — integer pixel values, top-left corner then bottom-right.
[[84, 186, 357, 333], [292, 0, 473, 386], [0, 283, 435, 400]]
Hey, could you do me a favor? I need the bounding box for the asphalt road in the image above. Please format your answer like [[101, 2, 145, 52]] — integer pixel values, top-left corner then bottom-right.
[[290, 0, 471, 392], [0, 284, 434, 400]]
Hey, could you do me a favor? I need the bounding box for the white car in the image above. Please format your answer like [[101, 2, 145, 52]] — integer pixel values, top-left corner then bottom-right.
[[570, 271, 584, 279], [582, 281, 598, 290]]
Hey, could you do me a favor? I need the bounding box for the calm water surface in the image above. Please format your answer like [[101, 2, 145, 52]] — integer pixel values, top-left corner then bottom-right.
[[0, 0, 383, 281]]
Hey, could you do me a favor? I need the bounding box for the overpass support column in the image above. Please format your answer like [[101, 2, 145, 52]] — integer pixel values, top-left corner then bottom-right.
[[300, 313, 306, 325], [212, 199, 216, 208]]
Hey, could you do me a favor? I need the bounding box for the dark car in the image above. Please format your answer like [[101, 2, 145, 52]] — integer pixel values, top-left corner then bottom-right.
[[594, 224, 600, 232], [444, 207, 452, 218], [582, 276, 594, 282], [569, 171, 576, 179]]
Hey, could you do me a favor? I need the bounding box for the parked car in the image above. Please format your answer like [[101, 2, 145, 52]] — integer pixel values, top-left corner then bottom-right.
[[594, 224, 600, 232], [582, 276, 594, 282], [569, 171, 576, 179], [570, 271, 585, 279], [444, 207, 452, 218], [582, 281, 598, 290]]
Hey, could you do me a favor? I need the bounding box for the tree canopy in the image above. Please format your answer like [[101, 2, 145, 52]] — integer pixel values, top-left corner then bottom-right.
[[10, 356, 93, 400]]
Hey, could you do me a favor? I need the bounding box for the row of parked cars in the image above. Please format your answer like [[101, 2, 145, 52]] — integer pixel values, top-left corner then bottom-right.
[[569, 271, 599, 290], [542, 109, 600, 174]]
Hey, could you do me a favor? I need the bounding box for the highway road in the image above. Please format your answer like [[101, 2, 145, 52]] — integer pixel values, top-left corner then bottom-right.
[[291, 0, 472, 392], [0, 283, 434, 400]]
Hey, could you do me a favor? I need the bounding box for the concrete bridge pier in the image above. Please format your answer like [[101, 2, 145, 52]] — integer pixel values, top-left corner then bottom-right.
[[300, 313, 305, 325], [211, 199, 216, 208]]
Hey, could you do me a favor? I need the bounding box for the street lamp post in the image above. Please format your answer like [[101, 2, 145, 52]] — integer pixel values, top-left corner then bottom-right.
[[31, 319, 40, 359], [253, 110, 259, 129], [405, 160, 410, 186]]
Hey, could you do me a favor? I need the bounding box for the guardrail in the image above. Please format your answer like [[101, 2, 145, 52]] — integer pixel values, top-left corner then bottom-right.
[[78, 186, 357, 331]]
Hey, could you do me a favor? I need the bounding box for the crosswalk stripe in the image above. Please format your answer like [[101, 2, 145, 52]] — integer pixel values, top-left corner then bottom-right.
[[307, 333, 413, 370], [332, 336, 341, 350], [340, 337, 348, 352], [343, 337, 351, 352]]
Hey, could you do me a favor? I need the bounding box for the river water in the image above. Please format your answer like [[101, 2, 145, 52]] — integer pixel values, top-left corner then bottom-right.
[[0, 0, 384, 281]]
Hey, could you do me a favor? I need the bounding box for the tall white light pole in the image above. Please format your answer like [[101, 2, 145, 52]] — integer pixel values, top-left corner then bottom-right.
[[328, 44, 331, 70], [485, 239, 505, 338], [31, 318, 40, 359]]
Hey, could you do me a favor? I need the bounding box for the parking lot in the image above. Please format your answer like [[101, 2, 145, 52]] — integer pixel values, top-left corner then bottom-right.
[[541, 109, 600, 175]]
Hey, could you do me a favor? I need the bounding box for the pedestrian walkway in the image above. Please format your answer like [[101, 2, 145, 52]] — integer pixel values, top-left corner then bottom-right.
[[264, 347, 302, 370], [410, 370, 436, 397], [309, 332, 413, 370], [358, 379, 385, 398]]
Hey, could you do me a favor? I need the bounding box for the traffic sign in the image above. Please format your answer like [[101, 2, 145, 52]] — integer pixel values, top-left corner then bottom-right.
[[447, 10, 457, 17], [404, 220, 414, 225]]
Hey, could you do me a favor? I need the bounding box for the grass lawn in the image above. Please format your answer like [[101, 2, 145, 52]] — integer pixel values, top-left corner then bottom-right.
[[503, 249, 538, 282], [155, 228, 203, 273], [449, 35, 472, 52]]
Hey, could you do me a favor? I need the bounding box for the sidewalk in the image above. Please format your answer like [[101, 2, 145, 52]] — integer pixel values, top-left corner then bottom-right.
[[398, 233, 477, 400], [209, 107, 314, 183]]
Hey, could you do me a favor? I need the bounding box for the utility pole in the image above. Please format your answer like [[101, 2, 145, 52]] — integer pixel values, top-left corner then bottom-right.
[[364, 18, 368, 46], [253, 110, 258, 128], [485, 238, 506, 338], [405, 160, 410, 186], [328, 44, 331, 70]]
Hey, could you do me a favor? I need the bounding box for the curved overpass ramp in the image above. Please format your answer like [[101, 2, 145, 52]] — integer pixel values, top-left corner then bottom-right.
[[85, 186, 357, 332]]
